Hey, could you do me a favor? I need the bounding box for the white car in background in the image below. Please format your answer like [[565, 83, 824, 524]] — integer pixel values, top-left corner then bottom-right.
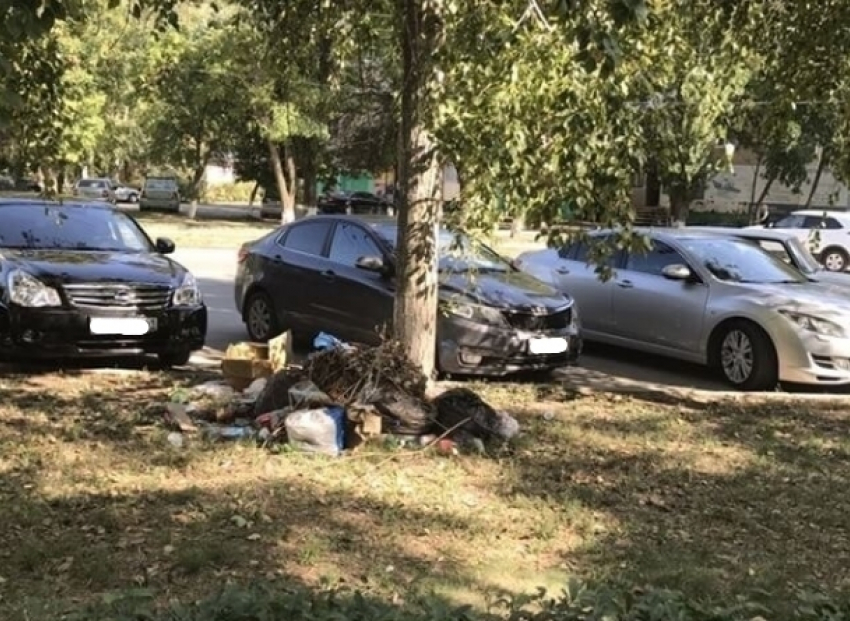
[[747, 209, 850, 272]]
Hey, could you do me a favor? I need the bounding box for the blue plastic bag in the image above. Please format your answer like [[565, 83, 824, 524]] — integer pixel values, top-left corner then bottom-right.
[[313, 332, 346, 352]]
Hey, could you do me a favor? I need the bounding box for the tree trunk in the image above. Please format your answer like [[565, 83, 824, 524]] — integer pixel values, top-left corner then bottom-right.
[[668, 184, 690, 226], [268, 138, 296, 224], [188, 164, 206, 220], [805, 149, 828, 208], [645, 159, 661, 207], [394, 0, 441, 379], [249, 181, 260, 206]]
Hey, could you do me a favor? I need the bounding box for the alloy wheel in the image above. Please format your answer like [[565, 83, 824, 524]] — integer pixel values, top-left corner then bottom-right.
[[247, 296, 273, 341], [720, 329, 754, 384], [823, 251, 846, 272]]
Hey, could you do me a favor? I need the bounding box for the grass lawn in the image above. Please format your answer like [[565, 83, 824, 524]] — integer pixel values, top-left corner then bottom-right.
[[1, 368, 848, 619], [135, 211, 547, 255]]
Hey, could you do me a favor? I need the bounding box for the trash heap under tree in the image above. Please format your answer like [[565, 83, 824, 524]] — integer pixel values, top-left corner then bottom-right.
[[163, 331, 519, 456]]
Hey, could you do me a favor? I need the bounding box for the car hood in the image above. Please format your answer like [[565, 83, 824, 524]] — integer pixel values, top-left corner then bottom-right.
[[0, 249, 185, 286], [727, 280, 850, 321], [810, 270, 850, 288], [439, 269, 570, 312]]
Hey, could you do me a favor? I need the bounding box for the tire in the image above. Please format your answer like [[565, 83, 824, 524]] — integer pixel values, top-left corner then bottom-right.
[[159, 349, 192, 368], [244, 291, 281, 342], [713, 320, 778, 391], [820, 247, 849, 272]]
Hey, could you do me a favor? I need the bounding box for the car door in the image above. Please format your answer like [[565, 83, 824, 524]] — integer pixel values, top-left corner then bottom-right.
[[268, 220, 334, 332], [553, 237, 621, 335], [610, 239, 709, 355], [321, 221, 394, 344]]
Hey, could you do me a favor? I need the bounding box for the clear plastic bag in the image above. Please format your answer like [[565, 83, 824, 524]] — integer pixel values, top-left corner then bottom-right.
[[284, 406, 346, 456]]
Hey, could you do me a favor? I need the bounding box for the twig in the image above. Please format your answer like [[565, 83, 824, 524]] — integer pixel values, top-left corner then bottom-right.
[[369, 416, 471, 470]]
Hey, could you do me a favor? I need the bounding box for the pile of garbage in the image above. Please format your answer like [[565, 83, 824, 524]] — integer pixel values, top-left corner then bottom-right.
[[163, 331, 519, 456]]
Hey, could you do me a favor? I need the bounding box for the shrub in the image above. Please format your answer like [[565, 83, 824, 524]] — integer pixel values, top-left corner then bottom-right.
[[687, 209, 750, 227], [202, 182, 257, 204], [66, 581, 850, 621]]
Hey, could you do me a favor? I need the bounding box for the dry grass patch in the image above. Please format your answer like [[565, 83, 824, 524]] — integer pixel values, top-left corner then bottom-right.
[[1, 370, 848, 619], [134, 211, 276, 248]]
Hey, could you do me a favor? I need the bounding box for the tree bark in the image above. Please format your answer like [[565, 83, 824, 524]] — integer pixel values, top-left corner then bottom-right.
[[805, 148, 827, 208], [394, 0, 441, 379], [249, 180, 260, 206], [668, 184, 691, 226], [268, 138, 296, 224]]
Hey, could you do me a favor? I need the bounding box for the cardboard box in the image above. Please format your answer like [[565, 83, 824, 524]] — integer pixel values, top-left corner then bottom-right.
[[221, 342, 274, 391]]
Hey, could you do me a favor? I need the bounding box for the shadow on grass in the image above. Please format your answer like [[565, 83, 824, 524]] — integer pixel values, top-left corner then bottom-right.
[[497, 395, 850, 608]]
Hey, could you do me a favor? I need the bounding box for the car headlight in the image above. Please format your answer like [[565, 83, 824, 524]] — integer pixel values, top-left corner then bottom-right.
[[443, 301, 506, 326], [173, 273, 202, 306], [6, 269, 62, 307], [779, 310, 845, 338]]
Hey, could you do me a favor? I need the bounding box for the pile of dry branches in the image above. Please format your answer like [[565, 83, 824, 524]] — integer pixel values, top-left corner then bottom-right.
[[303, 340, 428, 405]]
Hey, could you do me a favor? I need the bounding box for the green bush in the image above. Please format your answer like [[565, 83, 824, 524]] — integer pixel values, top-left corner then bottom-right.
[[67, 581, 850, 621], [202, 181, 257, 204], [687, 209, 750, 227]]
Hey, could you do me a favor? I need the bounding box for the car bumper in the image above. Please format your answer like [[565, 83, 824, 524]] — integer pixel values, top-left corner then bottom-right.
[[437, 315, 582, 376], [772, 319, 850, 385], [140, 198, 180, 210], [0, 304, 207, 360]]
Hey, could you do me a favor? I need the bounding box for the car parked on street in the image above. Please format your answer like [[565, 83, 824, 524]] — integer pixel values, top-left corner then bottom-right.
[[111, 180, 141, 204], [746, 209, 850, 272], [235, 215, 582, 377], [140, 176, 180, 212], [73, 177, 116, 203], [516, 228, 850, 391], [0, 199, 207, 366]]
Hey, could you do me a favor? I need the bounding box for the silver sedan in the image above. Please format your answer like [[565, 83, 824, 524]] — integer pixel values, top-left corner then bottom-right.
[[516, 228, 850, 391]]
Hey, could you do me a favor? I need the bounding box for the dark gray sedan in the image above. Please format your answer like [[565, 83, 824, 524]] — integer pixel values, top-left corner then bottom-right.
[[234, 216, 582, 376]]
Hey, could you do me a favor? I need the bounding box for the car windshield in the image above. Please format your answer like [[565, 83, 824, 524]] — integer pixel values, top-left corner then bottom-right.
[[374, 225, 511, 273], [679, 237, 809, 284], [0, 204, 153, 252]]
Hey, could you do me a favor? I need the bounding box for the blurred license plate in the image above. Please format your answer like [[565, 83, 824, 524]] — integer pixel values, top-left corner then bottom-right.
[[90, 317, 155, 336], [528, 337, 568, 355]]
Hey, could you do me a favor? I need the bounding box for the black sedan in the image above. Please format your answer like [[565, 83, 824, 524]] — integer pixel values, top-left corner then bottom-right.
[[318, 191, 392, 215], [0, 199, 207, 366], [234, 215, 581, 376]]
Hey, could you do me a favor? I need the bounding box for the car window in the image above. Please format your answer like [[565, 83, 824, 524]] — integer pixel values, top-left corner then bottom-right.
[[566, 236, 620, 266], [145, 178, 178, 190], [625, 240, 686, 275], [328, 223, 382, 267], [802, 215, 826, 229], [77, 179, 101, 188], [775, 214, 806, 228], [824, 217, 843, 230], [749, 239, 793, 265], [282, 221, 332, 255], [0, 205, 151, 252]]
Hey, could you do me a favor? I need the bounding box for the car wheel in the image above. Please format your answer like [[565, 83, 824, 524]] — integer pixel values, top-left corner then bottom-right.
[[821, 247, 849, 272], [129, 193, 139, 203], [159, 349, 192, 368], [245, 291, 280, 342], [714, 320, 778, 391]]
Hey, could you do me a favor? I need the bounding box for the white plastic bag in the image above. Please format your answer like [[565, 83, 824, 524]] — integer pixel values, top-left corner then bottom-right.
[[284, 406, 345, 456]]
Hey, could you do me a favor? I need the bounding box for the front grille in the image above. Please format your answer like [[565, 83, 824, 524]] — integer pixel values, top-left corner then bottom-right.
[[63, 283, 172, 310], [503, 307, 572, 331]]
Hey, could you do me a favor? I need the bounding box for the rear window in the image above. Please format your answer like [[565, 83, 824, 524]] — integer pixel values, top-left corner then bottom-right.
[[144, 178, 178, 190], [78, 179, 106, 188]]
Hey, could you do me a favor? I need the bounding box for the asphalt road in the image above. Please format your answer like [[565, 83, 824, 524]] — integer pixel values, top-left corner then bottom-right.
[[175, 248, 727, 392]]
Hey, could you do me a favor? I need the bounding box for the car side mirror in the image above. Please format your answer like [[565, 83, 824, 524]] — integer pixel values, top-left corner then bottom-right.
[[355, 255, 390, 275], [155, 237, 176, 255], [661, 263, 692, 281]]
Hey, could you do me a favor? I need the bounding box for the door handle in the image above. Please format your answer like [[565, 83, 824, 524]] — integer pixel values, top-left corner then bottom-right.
[[616, 280, 634, 289], [321, 270, 336, 280]]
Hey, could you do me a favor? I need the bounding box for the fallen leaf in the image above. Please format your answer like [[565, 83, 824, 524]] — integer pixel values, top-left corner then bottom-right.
[[247, 533, 261, 541]]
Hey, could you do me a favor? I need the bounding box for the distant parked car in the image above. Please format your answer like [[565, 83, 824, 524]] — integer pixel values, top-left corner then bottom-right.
[[111, 180, 141, 203], [747, 209, 850, 272], [317, 191, 391, 215], [516, 228, 850, 391], [140, 176, 180, 212], [235, 215, 582, 377], [0, 198, 207, 366], [73, 177, 116, 203]]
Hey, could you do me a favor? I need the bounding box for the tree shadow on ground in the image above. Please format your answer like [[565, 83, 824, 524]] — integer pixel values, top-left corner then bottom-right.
[[497, 395, 850, 608]]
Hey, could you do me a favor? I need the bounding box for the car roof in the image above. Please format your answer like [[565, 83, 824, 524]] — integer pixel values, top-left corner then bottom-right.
[[687, 226, 800, 241], [0, 198, 118, 211], [790, 209, 850, 218], [589, 226, 741, 243]]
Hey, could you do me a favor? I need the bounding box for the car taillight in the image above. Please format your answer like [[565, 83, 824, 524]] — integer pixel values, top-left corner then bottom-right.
[[237, 246, 249, 263]]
